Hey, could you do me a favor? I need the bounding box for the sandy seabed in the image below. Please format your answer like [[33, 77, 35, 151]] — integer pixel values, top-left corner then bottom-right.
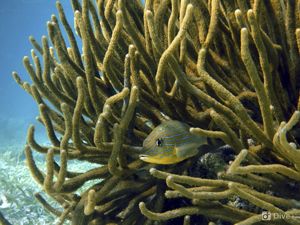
[[0, 146, 99, 225]]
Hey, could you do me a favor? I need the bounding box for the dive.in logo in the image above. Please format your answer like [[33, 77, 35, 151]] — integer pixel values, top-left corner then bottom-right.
[[261, 211, 272, 221], [261, 211, 300, 221]]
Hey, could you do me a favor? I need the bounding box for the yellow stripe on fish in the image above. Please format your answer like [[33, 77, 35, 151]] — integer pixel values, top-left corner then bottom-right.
[[139, 120, 207, 164]]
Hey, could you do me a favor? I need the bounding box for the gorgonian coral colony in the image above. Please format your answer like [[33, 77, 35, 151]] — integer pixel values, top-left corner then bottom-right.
[[11, 0, 300, 224]]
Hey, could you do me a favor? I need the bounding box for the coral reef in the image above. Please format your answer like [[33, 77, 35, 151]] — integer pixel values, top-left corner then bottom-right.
[[12, 0, 300, 224]]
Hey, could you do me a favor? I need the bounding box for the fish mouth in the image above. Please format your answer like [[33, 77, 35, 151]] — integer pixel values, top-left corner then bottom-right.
[[139, 154, 150, 160], [139, 154, 157, 163]]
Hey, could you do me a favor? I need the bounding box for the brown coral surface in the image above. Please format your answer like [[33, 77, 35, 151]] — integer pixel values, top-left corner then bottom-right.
[[12, 0, 300, 224]]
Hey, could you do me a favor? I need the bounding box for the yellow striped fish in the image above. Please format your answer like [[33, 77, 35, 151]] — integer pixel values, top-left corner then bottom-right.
[[139, 120, 207, 164]]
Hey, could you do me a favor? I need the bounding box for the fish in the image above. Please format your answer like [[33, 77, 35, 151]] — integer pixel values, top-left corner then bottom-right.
[[139, 120, 207, 164]]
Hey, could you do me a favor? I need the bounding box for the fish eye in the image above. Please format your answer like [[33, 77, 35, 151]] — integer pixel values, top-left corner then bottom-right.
[[156, 138, 163, 147]]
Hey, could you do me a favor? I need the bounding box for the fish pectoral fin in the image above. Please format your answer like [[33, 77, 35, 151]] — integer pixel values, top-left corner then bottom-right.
[[175, 143, 199, 158]]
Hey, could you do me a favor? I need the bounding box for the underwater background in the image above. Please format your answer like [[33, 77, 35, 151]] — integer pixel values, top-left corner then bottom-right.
[[0, 0, 76, 149], [0, 1, 77, 224]]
